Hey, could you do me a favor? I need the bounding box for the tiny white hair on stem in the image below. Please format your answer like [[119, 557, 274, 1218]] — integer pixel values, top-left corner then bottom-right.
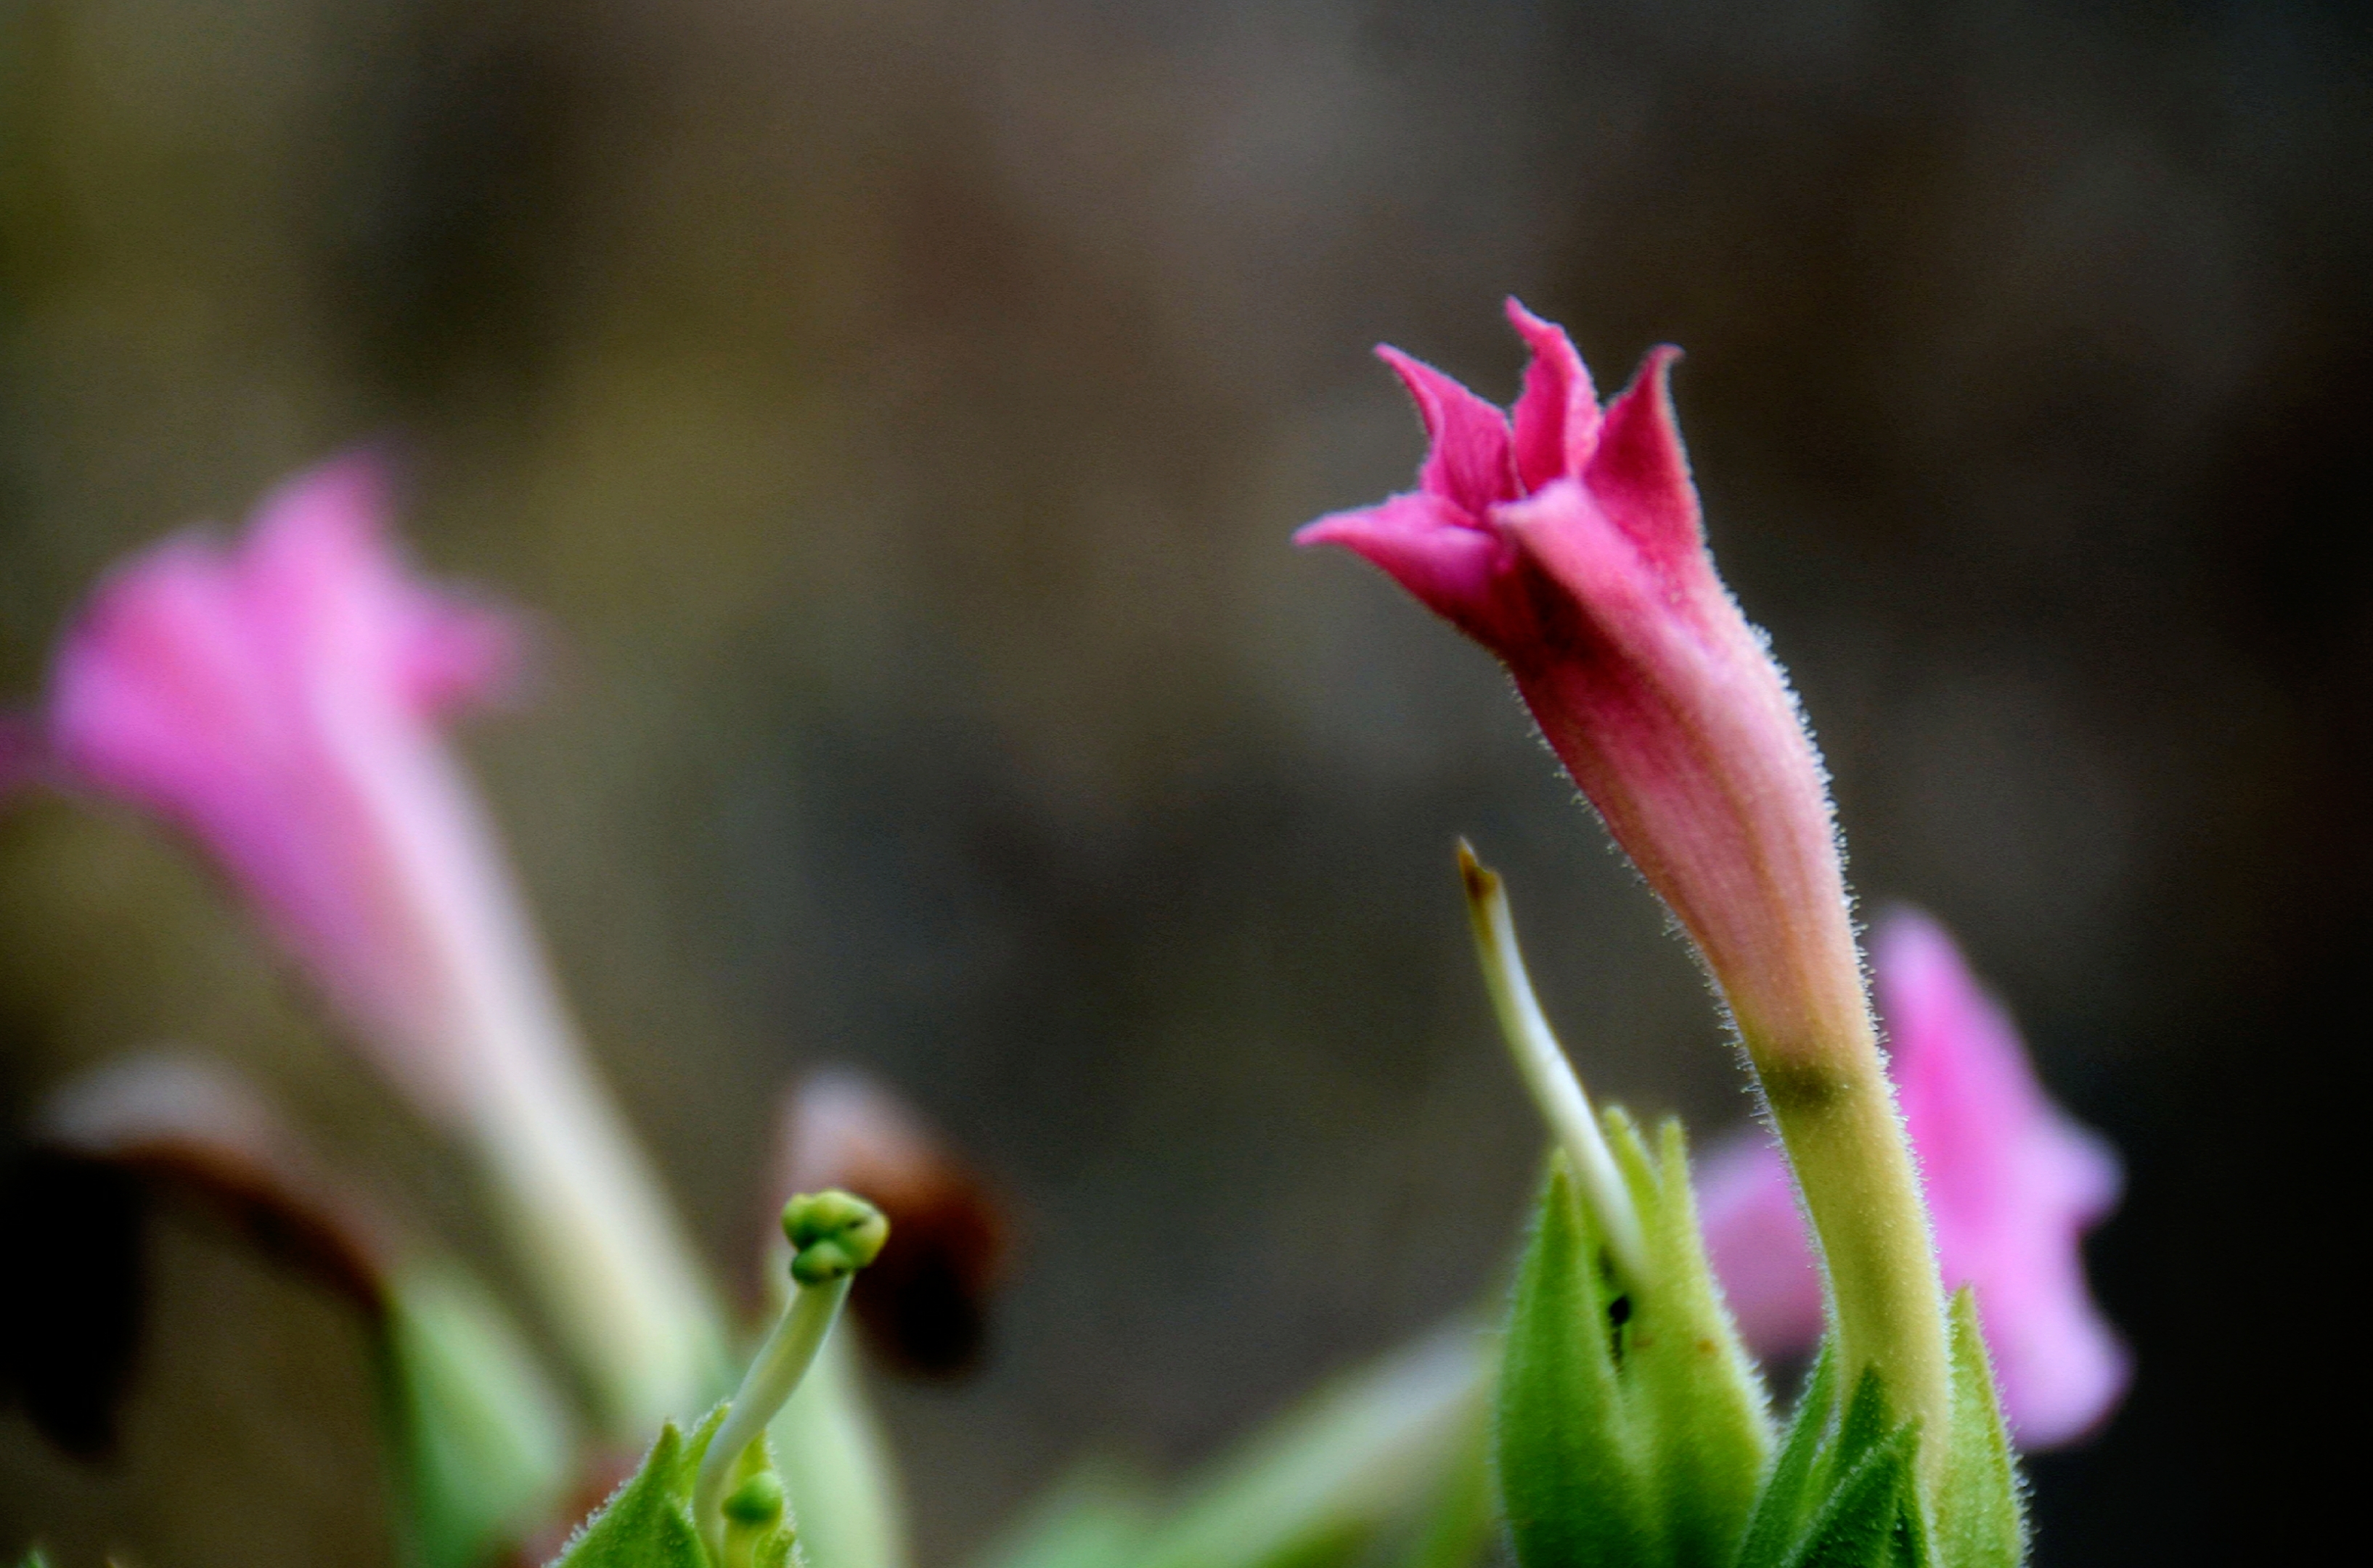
[[1458, 841, 1649, 1285]]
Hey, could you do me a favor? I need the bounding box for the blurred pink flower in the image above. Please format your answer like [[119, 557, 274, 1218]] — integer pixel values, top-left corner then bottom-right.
[[16, 456, 722, 1429], [1296, 301, 1864, 1071], [1697, 908, 2130, 1447], [40, 455, 520, 1116]]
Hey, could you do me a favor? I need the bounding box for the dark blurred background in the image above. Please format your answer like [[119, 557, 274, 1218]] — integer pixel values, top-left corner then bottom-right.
[[1, 0, 2366, 1563]]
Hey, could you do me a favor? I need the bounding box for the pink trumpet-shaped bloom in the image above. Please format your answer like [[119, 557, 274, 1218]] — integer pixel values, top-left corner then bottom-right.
[[1297, 301, 1864, 1069], [39, 456, 520, 1116], [1698, 909, 2129, 1447], [15, 457, 722, 1431]]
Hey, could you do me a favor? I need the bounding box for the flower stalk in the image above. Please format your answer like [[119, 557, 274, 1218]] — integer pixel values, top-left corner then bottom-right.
[[1456, 841, 1646, 1285], [694, 1191, 889, 1565]]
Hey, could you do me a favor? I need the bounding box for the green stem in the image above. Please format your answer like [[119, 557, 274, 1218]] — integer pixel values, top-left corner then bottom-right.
[[694, 1276, 854, 1564], [1748, 1014, 1951, 1481], [1458, 844, 1648, 1283]]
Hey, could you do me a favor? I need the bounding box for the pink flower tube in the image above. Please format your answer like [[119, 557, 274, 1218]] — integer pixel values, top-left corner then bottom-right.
[[1299, 304, 1867, 1069], [22, 457, 722, 1432], [1700, 909, 2129, 1447], [1299, 302, 1951, 1442]]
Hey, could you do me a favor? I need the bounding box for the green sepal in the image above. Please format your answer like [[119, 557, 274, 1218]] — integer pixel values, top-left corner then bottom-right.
[[1495, 1114, 1773, 1568], [1792, 1421, 1923, 1568], [1735, 1359, 1921, 1568], [380, 1262, 575, 1568], [1621, 1118, 1776, 1565], [550, 1404, 799, 1568], [1929, 1292, 2024, 1568], [550, 1410, 719, 1568], [1731, 1348, 1839, 1567], [1729, 1323, 2026, 1568], [1498, 1159, 1654, 1566]]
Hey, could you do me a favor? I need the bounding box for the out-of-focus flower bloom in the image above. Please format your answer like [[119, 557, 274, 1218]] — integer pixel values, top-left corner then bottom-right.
[[1299, 303, 1950, 1441], [43, 457, 517, 1114], [1698, 908, 2129, 1447], [14, 457, 722, 1432]]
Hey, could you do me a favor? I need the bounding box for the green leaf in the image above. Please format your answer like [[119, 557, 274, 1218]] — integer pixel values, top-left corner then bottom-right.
[[380, 1262, 575, 1568], [976, 1332, 1490, 1568], [968, 1462, 1155, 1568], [1929, 1292, 2023, 1568], [1128, 1329, 1488, 1568], [1382, 1393, 1496, 1568]]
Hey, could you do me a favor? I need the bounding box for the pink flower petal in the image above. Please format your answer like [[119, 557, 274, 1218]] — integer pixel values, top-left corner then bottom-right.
[[18, 456, 728, 1429], [1375, 345, 1521, 515], [1696, 1130, 1824, 1352], [1583, 346, 1702, 574], [1504, 298, 1600, 491], [1294, 492, 1517, 645]]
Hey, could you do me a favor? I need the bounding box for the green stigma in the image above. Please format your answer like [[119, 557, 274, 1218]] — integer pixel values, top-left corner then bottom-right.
[[783, 1189, 891, 1286]]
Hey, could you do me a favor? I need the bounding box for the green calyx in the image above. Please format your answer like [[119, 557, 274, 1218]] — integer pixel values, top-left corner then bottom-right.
[[1497, 1121, 1773, 1568], [550, 1406, 797, 1568], [783, 1190, 891, 1286], [1494, 1115, 2026, 1568]]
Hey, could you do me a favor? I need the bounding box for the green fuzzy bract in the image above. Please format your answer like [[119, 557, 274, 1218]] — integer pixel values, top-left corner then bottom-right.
[[550, 1405, 798, 1568], [1495, 1113, 2026, 1568], [1497, 1114, 1772, 1568], [1728, 1294, 2022, 1568]]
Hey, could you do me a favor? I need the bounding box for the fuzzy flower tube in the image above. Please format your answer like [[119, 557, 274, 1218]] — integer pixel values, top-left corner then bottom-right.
[[18, 458, 724, 1434], [1699, 909, 2128, 1448], [1298, 302, 1951, 1458]]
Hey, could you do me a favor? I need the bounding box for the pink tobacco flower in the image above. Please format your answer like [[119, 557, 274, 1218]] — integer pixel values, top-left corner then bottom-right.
[[1296, 301, 1865, 1069], [1697, 909, 2129, 1447], [37, 456, 521, 1116], [17, 457, 722, 1430], [1302, 303, 1961, 1439]]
